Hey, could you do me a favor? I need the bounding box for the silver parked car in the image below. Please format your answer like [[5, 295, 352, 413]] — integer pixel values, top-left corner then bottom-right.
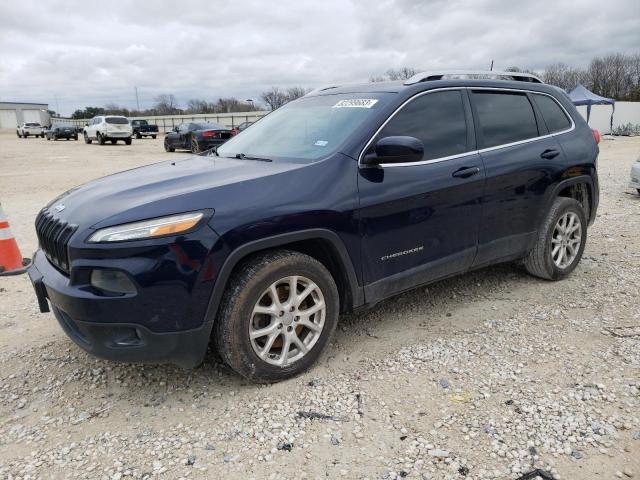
[[630, 155, 640, 194]]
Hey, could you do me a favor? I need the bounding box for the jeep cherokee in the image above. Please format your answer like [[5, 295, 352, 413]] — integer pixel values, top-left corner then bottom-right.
[[27, 70, 599, 383]]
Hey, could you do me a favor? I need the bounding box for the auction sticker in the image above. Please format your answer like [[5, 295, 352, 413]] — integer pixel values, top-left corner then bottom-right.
[[332, 99, 378, 108]]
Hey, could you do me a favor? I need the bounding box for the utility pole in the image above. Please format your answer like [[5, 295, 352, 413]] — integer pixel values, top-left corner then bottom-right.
[[490, 60, 494, 71], [135, 86, 140, 111]]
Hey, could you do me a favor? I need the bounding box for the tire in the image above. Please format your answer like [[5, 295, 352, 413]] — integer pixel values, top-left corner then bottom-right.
[[164, 139, 174, 152], [124, 138, 132, 145], [214, 250, 339, 383], [637, 189, 640, 195], [74, 135, 78, 141], [191, 138, 200, 154], [46, 136, 50, 141], [524, 197, 587, 280], [16, 131, 21, 138], [84, 132, 92, 144], [135, 132, 142, 139], [97, 132, 105, 145], [23, 132, 28, 138], [151, 134, 157, 139]]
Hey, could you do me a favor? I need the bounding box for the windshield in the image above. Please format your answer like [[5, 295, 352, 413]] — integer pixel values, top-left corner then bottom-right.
[[56, 124, 73, 128], [133, 120, 147, 125], [216, 93, 391, 162], [105, 117, 129, 125], [25, 123, 40, 127]]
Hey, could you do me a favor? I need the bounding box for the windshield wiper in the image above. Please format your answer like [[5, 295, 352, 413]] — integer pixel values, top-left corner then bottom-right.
[[235, 153, 272, 162]]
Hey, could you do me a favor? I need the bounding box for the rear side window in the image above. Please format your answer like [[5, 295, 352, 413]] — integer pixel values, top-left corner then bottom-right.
[[532, 94, 572, 133], [375, 90, 469, 161], [472, 91, 538, 148]]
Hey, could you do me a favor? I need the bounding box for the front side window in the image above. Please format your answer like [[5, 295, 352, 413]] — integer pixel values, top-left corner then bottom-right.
[[532, 94, 572, 133], [371, 90, 469, 161], [472, 91, 539, 148]]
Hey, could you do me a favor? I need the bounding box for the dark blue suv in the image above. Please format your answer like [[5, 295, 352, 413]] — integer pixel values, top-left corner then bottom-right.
[[28, 70, 599, 383]]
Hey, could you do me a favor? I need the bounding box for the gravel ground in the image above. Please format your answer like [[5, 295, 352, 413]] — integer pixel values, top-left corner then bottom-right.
[[0, 131, 639, 480]]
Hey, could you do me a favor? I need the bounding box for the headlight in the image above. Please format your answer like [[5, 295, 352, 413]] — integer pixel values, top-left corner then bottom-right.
[[88, 212, 204, 242]]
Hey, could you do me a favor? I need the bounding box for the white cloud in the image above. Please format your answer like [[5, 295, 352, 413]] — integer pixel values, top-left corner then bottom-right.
[[0, 0, 637, 115]]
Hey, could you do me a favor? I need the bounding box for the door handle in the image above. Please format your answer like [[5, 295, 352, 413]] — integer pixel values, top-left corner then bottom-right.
[[540, 148, 560, 159], [452, 166, 480, 179]]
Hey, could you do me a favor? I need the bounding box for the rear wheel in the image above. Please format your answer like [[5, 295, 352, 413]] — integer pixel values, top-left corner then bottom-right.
[[73, 135, 78, 141], [191, 138, 200, 154], [151, 134, 157, 139], [23, 132, 28, 138], [16, 131, 21, 138], [214, 250, 339, 383], [524, 197, 587, 280], [97, 132, 105, 145], [135, 132, 142, 139], [84, 132, 92, 144], [124, 137, 132, 145]]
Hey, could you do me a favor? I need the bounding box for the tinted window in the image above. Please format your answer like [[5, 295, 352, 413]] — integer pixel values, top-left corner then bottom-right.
[[374, 90, 468, 161], [532, 94, 571, 133], [105, 116, 129, 124], [193, 122, 226, 130], [177, 123, 189, 132], [472, 92, 538, 148]]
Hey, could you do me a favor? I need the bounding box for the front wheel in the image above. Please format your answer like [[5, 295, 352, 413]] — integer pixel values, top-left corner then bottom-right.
[[151, 134, 157, 139], [135, 132, 142, 139], [164, 139, 174, 152], [524, 197, 587, 280], [214, 250, 339, 383], [191, 138, 200, 154], [16, 131, 21, 138], [74, 135, 78, 141], [124, 138, 132, 145]]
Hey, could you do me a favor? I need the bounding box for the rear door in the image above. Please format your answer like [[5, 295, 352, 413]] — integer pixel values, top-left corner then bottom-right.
[[470, 89, 568, 266], [358, 89, 485, 301]]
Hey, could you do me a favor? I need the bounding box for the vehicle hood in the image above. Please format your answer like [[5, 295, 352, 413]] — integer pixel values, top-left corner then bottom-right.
[[46, 155, 305, 231]]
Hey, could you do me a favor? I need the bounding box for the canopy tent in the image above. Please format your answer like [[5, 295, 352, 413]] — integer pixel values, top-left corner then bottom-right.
[[568, 83, 615, 129]]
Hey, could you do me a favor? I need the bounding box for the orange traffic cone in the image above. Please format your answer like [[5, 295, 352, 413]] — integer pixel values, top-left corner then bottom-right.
[[0, 203, 30, 276]]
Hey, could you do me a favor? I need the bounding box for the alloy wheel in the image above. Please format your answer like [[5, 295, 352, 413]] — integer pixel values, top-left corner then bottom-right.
[[249, 275, 326, 367], [551, 211, 582, 269]]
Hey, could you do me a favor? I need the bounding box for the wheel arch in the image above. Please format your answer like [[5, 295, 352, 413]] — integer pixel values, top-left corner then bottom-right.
[[542, 174, 597, 228], [203, 229, 363, 330]]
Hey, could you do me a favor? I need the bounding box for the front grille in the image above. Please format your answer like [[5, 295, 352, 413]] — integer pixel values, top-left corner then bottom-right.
[[35, 208, 78, 273]]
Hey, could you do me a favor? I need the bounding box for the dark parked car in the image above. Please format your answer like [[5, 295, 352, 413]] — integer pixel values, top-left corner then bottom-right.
[[164, 122, 233, 153], [131, 119, 159, 139], [28, 70, 599, 383], [46, 123, 79, 141]]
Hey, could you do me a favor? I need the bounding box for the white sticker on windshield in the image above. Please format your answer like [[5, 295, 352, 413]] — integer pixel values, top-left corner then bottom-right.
[[332, 99, 378, 109], [314, 140, 329, 147]]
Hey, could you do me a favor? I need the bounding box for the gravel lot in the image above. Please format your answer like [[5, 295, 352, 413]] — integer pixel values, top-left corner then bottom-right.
[[0, 131, 639, 480]]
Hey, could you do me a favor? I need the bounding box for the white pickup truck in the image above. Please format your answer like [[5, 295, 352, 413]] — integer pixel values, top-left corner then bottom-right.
[[83, 115, 133, 145], [17, 122, 44, 138]]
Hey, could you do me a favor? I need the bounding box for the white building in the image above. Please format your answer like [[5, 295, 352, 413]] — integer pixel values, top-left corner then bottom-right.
[[0, 102, 50, 129]]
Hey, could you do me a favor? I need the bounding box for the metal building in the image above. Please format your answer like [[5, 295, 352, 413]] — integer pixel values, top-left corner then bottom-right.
[[0, 102, 50, 129]]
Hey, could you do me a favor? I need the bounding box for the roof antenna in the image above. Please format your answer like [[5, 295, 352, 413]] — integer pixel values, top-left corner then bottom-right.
[[490, 60, 494, 71]]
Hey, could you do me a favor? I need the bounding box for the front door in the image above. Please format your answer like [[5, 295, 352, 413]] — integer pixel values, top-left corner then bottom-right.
[[358, 89, 485, 302]]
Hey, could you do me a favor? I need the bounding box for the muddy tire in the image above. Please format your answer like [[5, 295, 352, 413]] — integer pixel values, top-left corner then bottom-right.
[[213, 250, 339, 383], [524, 197, 587, 280]]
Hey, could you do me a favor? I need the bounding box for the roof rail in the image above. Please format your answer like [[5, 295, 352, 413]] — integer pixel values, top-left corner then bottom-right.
[[404, 70, 544, 85]]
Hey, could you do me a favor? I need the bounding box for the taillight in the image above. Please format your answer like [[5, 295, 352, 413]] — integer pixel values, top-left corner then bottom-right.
[[202, 131, 216, 138], [592, 129, 600, 144]]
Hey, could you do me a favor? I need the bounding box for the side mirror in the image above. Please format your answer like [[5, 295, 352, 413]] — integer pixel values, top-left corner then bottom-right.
[[362, 136, 424, 165]]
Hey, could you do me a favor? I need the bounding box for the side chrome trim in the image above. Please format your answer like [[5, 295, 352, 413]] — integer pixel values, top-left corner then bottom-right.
[[359, 87, 575, 169]]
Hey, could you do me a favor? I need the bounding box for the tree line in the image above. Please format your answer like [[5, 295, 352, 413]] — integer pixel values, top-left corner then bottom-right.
[[70, 87, 311, 119], [370, 53, 640, 101], [69, 51, 639, 119]]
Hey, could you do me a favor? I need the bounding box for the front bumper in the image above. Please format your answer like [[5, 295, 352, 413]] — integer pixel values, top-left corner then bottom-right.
[[27, 250, 212, 368]]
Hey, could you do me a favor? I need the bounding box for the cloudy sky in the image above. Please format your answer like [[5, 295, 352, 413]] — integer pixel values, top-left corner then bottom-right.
[[1, 0, 638, 115]]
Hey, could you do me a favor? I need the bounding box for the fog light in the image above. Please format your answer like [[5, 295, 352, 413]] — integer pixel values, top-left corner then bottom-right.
[[90, 269, 136, 294]]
